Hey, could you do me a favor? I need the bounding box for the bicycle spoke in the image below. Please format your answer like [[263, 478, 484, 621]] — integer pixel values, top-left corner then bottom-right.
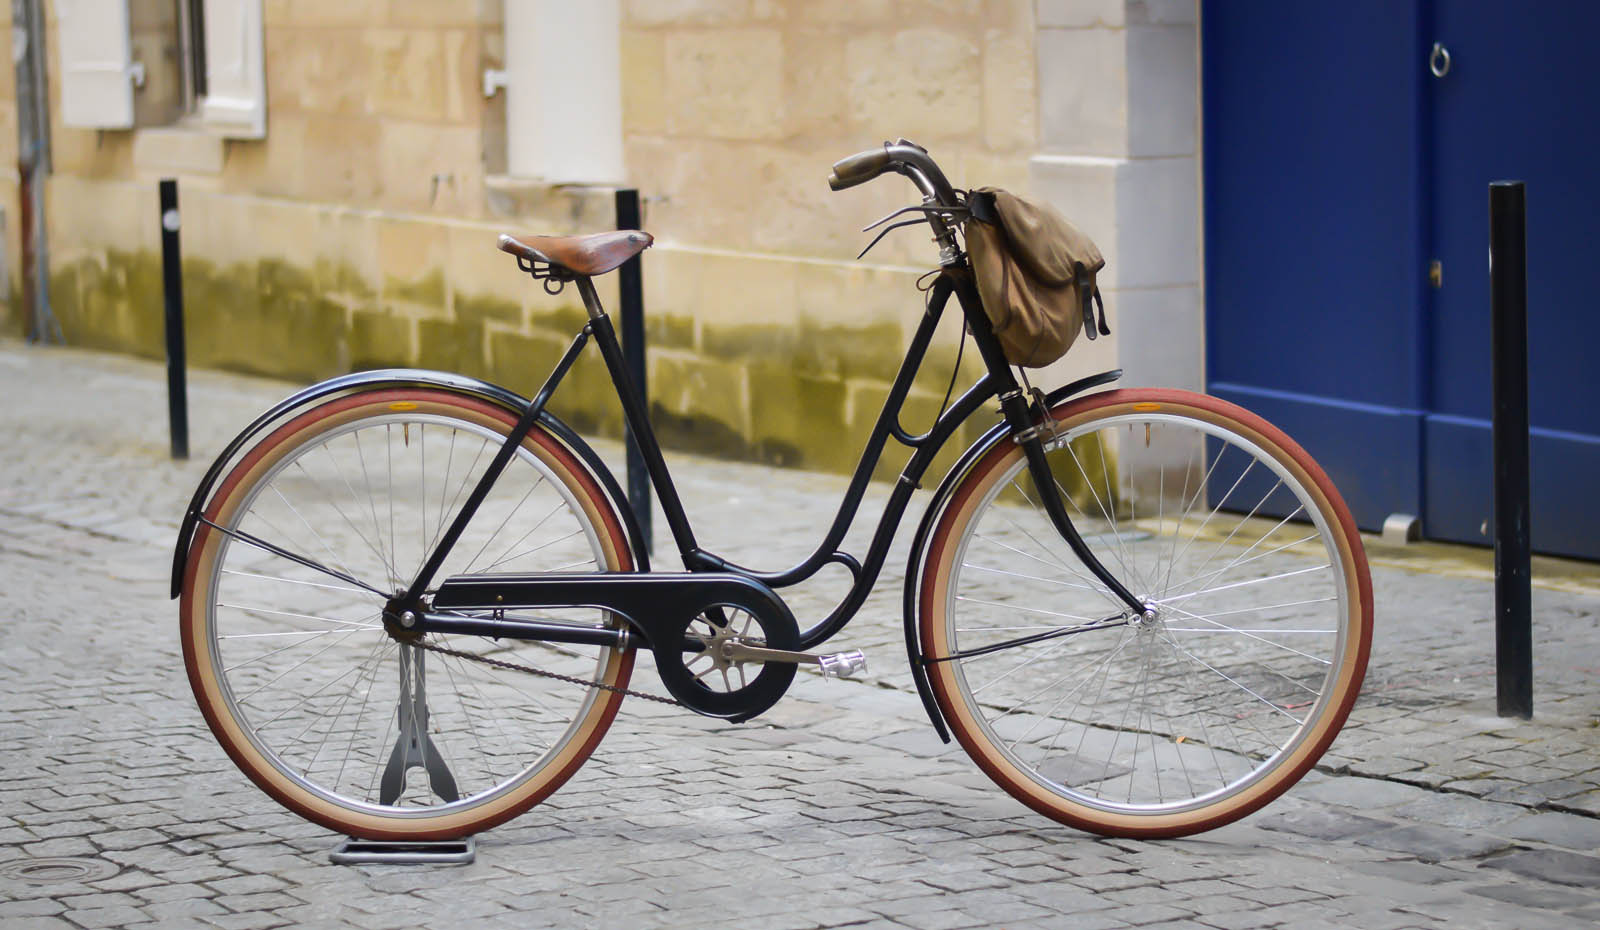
[[1162, 508, 1309, 602], [1158, 631, 1302, 724], [953, 595, 1095, 623], [1008, 485, 1133, 614], [461, 475, 548, 574], [350, 430, 398, 587], [481, 499, 568, 572], [220, 568, 372, 596], [1160, 602, 1333, 665], [961, 561, 1104, 593], [216, 602, 381, 631], [334, 639, 395, 794], [1159, 480, 1291, 600], [202, 518, 387, 597], [1160, 529, 1321, 602], [1154, 563, 1330, 607]]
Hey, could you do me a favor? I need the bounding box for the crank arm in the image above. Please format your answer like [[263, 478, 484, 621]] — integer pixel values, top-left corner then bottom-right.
[[711, 641, 869, 679]]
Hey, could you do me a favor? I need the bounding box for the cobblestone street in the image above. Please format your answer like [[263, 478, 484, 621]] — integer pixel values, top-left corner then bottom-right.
[[2, 341, 1598, 929]]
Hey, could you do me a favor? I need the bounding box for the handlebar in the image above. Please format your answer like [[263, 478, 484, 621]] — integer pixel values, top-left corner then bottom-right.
[[827, 140, 961, 209]]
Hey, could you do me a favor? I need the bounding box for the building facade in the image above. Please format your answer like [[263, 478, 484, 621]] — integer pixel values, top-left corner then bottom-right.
[[0, 0, 1203, 487]]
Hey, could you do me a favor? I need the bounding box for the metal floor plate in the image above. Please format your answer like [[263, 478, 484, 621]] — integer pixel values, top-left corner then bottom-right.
[[330, 837, 476, 865]]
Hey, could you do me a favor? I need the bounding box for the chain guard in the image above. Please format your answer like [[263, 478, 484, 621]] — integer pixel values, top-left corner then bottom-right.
[[431, 570, 802, 721]]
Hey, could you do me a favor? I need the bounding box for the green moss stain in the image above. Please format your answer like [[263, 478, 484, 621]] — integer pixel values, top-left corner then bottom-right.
[[35, 243, 1099, 497], [183, 257, 260, 372], [748, 363, 849, 472], [648, 353, 747, 457], [350, 310, 414, 370], [528, 303, 589, 337], [0, 285, 16, 336], [51, 251, 166, 359], [455, 294, 521, 326], [49, 251, 345, 382], [646, 312, 694, 350], [384, 269, 447, 312], [703, 318, 904, 380], [556, 351, 627, 439], [416, 318, 490, 382], [315, 257, 376, 303]]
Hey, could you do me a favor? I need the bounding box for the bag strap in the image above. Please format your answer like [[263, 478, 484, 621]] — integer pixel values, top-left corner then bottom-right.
[[1075, 262, 1097, 341], [967, 189, 1000, 226]]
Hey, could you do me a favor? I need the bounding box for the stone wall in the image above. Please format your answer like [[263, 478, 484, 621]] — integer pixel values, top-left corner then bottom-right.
[[1032, 0, 1203, 391], [4, 1, 1202, 486]]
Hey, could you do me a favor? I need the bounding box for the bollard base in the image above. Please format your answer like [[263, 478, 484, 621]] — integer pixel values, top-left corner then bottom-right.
[[329, 837, 475, 865], [1380, 513, 1421, 545]]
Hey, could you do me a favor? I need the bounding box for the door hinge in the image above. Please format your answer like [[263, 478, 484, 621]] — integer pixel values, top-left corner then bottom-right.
[[1429, 259, 1443, 288]]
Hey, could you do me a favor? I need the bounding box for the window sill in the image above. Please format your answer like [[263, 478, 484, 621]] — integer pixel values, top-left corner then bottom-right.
[[484, 175, 622, 228], [131, 127, 226, 177]]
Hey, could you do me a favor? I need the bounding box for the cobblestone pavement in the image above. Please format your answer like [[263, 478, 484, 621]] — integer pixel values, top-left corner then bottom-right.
[[1, 341, 1597, 929]]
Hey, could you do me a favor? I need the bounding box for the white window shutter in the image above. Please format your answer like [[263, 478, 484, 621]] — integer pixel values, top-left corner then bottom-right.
[[57, 0, 136, 129], [200, 0, 267, 138]]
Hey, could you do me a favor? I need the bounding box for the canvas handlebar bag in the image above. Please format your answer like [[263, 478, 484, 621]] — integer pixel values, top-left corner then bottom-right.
[[965, 187, 1110, 368]]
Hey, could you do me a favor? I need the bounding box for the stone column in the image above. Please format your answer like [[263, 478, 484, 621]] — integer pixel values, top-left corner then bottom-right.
[[1032, 0, 1201, 391]]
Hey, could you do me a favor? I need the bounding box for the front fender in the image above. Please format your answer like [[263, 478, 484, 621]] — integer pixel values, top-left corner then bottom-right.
[[900, 368, 1123, 740], [170, 368, 649, 598]]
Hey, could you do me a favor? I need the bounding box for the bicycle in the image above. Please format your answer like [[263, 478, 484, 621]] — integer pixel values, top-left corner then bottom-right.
[[173, 141, 1372, 841]]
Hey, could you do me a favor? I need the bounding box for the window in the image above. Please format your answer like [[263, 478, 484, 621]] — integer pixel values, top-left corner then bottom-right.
[[57, 0, 265, 137]]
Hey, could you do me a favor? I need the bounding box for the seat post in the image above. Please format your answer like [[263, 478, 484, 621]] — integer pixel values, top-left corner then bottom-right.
[[575, 277, 608, 320]]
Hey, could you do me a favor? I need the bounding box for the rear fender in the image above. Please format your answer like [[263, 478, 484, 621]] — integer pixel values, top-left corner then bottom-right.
[[170, 368, 649, 597]]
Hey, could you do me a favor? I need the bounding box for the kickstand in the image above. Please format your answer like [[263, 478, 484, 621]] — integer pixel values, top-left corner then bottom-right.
[[378, 644, 460, 807], [330, 836, 475, 865]]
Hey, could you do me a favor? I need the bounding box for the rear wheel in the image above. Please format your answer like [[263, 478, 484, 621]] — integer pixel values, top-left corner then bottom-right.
[[180, 388, 635, 839], [919, 388, 1372, 838]]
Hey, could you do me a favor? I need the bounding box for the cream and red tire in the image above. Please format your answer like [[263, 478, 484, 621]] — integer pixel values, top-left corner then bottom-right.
[[180, 389, 635, 840], [919, 388, 1372, 838]]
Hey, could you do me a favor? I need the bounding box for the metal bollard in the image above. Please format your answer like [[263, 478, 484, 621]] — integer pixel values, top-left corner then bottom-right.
[[1489, 180, 1531, 719], [160, 179, 189, 460], [615, 189, 652, 552]]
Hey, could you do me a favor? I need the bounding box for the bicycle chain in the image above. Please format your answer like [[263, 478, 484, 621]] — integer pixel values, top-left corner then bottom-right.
[[412, 638, 683, 707]]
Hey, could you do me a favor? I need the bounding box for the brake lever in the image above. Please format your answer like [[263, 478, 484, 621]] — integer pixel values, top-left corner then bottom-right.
[[861, 203, 969, 232], [856, 219, 931, 260]]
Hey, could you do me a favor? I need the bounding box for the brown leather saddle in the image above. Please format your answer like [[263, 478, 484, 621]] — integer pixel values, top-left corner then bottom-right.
[[497, 230, 653, 277]]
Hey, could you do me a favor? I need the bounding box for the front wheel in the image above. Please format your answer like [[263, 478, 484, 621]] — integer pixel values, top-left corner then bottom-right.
[[918, 389, 1372, 838], [180, 388, 637, 839]]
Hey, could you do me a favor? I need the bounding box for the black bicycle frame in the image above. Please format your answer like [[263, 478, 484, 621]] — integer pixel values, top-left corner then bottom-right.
[[402, 259, 1145, 653]]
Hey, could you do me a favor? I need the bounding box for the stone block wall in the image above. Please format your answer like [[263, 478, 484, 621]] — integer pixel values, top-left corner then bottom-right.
[[4, 0, 1203, 490]]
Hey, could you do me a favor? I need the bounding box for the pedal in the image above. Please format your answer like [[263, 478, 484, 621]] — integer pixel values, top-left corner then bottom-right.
[[817, 650, 868, 679]]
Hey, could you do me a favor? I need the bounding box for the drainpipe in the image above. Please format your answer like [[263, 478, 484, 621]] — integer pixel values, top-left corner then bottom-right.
[[12, 0, 59, 343]]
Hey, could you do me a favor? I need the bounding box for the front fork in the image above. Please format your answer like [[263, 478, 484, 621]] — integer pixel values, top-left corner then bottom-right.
[[1004, 389, 1146, 616], [955, 268, 1146, 618]]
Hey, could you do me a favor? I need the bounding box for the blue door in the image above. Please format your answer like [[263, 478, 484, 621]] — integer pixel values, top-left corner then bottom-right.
[[1202, 1, 1600, 560], [1425, 0, 1600, 559]]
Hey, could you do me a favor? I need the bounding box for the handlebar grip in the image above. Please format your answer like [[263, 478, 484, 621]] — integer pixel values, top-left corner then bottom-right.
[[829, 147, 893, 191], [828, 171, 867, 191]]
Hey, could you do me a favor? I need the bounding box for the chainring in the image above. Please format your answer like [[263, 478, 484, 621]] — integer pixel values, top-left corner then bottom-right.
[[654, 603, 800, 722]]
